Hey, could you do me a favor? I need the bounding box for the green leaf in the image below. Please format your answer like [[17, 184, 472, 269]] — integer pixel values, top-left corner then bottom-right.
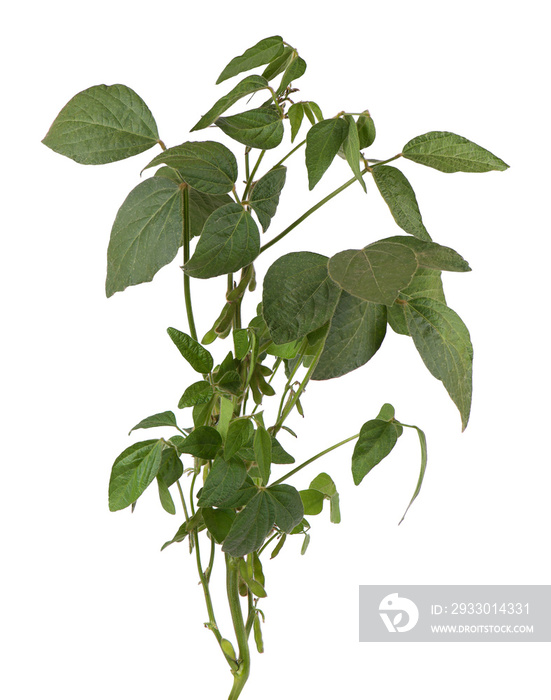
[[129, 410, 178, 434], [216, 107, 284, 150], [263, 252, 341, 344], [306, 101, 323, 122], [357, 112, 376, 149], [160, 510, 204, 550], [143, 141, 238, 194], [184, 203, 260, 279], [193, 399, 215, 428], [109, 440, 164, 511], [266, 484, 304, 533], [262, 46, 294, 80], [376, 403, 396, 422], [214, 477, 259, 510], [371, 165, 430, 240], [178, 380, 213, 409], [277, 55, 306, 93], [288, 103, 304, 143], [305, 118, 349, 189], [397, 424, 428, 524], [301, 533, 311, 555], [225, 419, 255, 460], [300, 489, 324, 515], [250, 165, 287, 232], [235, 434, 294, 464], [404, 298, 473, 430], [387, 268, 445, 336], [202, 507, 236, 544], [192, 75, 270, 131], [187, 189, 234, 238], [402, 131, 509, 173], [309, 472, 337, 497], [161, 522, 189, 550], [152, 166, 182, 184], [177, 426, 222, 459], [342, 115, 366, 192], [265, 339, 302, 360], [291, 517, 310, 535], [352, 420, 401, 485], [42, 84, 159, 164], [309, 472, 340, 523], [157, 475, 176, 515], [197, 456, 247, 507], [328, 240, 418, 306], [312, 291, 387, 380], [271, 437, 295, 464], [217, 36, 285, 84], [329, 231, 468, 310], [217, 370, 242, 395], [158, 445, 183, 486], [217, 396, 234, 440], [384, 235, 471, 272], [153, 171, 233, 238], [222, 491, 275, 556], [303, 104, 316, 125], [215, 350, 237, 380], [254, 426, 272, 485], [167, 327, 214, 373], [105, 178, 182, 297]]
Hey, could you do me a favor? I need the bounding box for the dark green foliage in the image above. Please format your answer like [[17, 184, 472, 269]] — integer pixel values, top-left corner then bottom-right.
[[44, 35, 507, 700]]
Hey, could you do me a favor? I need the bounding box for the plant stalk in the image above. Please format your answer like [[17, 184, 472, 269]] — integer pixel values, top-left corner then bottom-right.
[[226, 554, 251, 700], [182, 184, 198, 341], [259, 157, 403, 255], [270, 433, 360, 486]]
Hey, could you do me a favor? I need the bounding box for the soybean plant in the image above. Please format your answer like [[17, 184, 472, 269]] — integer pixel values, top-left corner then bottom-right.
[[43, 35, 508, 699]]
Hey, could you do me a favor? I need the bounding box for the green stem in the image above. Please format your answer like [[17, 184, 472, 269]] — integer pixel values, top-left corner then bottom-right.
[[243, 150, 266, 200], [273, 339, 308, 427], [270, 433, 360, 486], [182, 185, 198, 342], [274, 138, 306, 168], [259, 156, 403, 255], [366, 153, 402, 167], [189, 466, 199, 516], [273, 340, 324, 433], [232, 186, 242, 204], [226, 555, 251, 700], [259, 174, 358, 255], [205, 533, 216, 583], [257, 531, 279, 556], [245, 148, 250, 182], [176, 480, 190, 522], [268, 357, 282, 383], [194, 531, 223, 644]]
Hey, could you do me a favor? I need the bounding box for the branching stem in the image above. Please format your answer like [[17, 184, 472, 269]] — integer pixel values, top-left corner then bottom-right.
[[270, 433, 360, 486], [226, 554, 251, 700]]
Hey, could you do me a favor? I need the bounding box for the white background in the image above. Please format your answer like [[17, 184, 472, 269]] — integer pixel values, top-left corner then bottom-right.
[[2, 1, 550, 698]]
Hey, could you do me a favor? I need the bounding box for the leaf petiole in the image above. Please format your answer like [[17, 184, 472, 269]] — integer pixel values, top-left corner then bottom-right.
[[270, 433, 360, 487]]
